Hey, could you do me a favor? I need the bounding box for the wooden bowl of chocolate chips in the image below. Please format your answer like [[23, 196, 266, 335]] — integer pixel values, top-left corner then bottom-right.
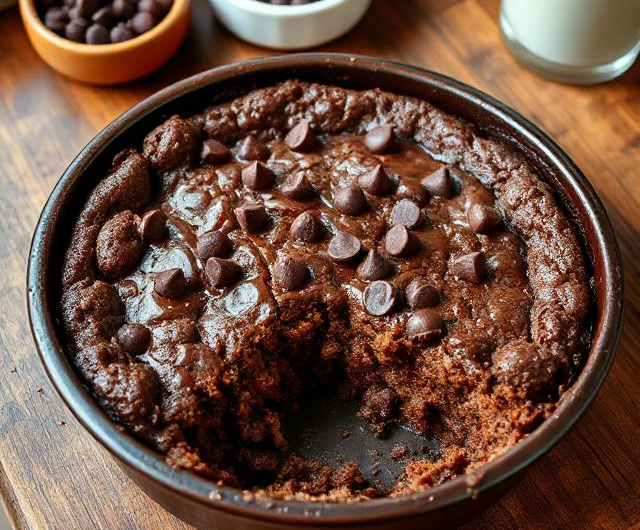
[[19, 0, 190, 84]]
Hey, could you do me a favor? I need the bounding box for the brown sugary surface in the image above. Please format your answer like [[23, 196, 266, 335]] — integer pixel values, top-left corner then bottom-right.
[[60, 81, 591, 500]]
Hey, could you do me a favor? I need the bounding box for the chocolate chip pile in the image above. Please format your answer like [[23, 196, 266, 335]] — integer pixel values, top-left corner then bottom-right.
[[39, 0, 173, 44], [61, 80, 591, 501]]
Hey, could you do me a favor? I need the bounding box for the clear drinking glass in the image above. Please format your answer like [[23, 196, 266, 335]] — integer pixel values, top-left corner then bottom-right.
[[500, 0, 640, 84]]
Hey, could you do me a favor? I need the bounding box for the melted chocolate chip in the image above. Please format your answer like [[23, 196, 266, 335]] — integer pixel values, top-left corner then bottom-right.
[[364, 125, 397, 154], [285, 120, 316, 152], [328, 232, 362, 262], [406, 310, 444, 341], [138, 209, 167, 242], [395, 180, 428, 206], [290, 211, 325, 242], [363, 281, 397, 316], [334, 182, 367, 216], [201, 139, 230, 165], [235, 203, 267, 233], [468, 204, 502, 233], [390, 199, 422, 229], [241, 161, 275, 191], [274, 256, 309, 291], [358, 165, 394, 196], [197, 230, 233, 259], [117, 324, 150, 356], [405, 278, 440, 309], [451, 251, 487, 284], [205, 257, 242, 288], [154, 268, 186, 298], [385, 225, 419, 256], [235, 136, 269, 161], [357, 249, 391, 281], [281, 173, 315, 200], [421, 167, 455, 198]]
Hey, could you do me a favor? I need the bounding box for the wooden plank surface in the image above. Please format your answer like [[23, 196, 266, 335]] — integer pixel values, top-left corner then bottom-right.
[[0, 0, 639, 528]]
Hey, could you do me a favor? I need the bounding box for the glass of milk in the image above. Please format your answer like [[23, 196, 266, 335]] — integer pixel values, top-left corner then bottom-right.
[[500, 0, 640, 84]]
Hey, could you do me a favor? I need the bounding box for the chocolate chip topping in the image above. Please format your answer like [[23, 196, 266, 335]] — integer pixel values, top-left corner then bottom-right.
[[357, 249, 391, 281], [235, 203, 267, 233], [285, 120, 316, 152], [395, 180, 428, 206], [290, 211, 325, 242], [197, 230, 233, 259], [363, 280, 397, 316], [241, 161, 275, 191], [117, 324, 150, 355], [235, 136, 269, 161], [138, 209, 167, 242], [334, 182, 367, 216], [405, 278, 440, 309], [201, 139, 230, 165], [364, 125, 397, 154], [358, 164, 394, 196], [451, 251, 487, 284], [281, 173, 315, 200], [421, 167, 455, 198], [385, 225, 419, 256], [154, 268, 186, 298], [406, 309, 445, 341], [468, 204, 502, 233], [274, 255, 309, 291], [205, 257, 242, 288], [328, 232, 362, 262], [390, 199, 422, 229]]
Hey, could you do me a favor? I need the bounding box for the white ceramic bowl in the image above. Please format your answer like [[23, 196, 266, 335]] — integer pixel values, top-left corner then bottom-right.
[[208, 0, 371, 50]]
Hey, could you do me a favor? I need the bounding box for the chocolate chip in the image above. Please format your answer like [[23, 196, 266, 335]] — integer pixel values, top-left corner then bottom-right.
[[91, 6, 114, 26], [110, 21, 134, 42], [64, 18, 88, 41], [285, 120, 316, 152], [138, 209, 167, 242], [44, 7, 69, 32], [451, 251, 487, 284], [334, 181, 367, 216], [200, 139, 230, 165], [364, 125, 397, 154], [117, 324, 150, 355], [363, 281, 397, 316], [406, 310, 444, 341], [290, 211, 325, 242], [328, 232, 361, 262], [391, 199, 422, 229], [357, 249, 390, 281], [358, 164, 394, 196], [406, 278, 440, 309], [205, 257, 242, 288], [235, 136, 269, 161], [421, 167, 455, 198], [138, 0, 163, 16], [235, 203, 267, 233], [274, 255, 308, 291], [112, 0, 135, 18], [281, 173, 315, 200], [156, 0, 173, 11], [131, 11, 156, 34], [197, 230, 233, 259], [76, 0, 98, 17], [241, 161, 275, 191], [86, 23, 109, 43], [395, 180, 428, 206], [468, 204, 502, 233], [154, 268, 186, 298], [385, 225, 419, 256]]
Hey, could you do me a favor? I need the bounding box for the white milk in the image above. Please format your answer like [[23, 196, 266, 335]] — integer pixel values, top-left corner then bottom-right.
[[501, 0, 640, 67]]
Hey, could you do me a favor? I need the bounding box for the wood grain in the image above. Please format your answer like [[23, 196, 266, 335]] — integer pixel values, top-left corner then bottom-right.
[[0, 0, 638, 528]]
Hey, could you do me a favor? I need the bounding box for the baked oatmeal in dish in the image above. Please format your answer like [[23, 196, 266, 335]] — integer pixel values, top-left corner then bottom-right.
[[61, 80, 591, 501]]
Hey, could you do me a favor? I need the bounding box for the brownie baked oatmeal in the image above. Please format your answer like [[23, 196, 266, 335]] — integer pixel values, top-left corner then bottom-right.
[[61, 80, 592, 501]]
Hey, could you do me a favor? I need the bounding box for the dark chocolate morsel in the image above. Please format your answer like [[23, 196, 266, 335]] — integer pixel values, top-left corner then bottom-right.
[[86, 23, 109, 44], [205, 257, 242, 288], [117, 324, 150, 356], [200, 139, 230, 165], [334, 181, 367, 216], [290, 211, 325, 242], [364, 125, 397, 154], [235, 136, 269, 161], [76, 0, 98, 17], [363, 280, 397, 316], [468, 204, 502, 233], [112, 0, 135, 18], [328, 232, 362, 262], [405, 278, 440, 309], [421, 167, 455, 198], [451, 251, 487, 284], [395, 180, 428, 206], [357, 249, 390, 281], [281, 173, 315, 200], [385, 225, 419, 256], [138, 0, 163, 16], [154, 268, 186, 298], [406, 309, 444, 341], [390, 199, 422, 229], [285, 120, 316, 152], [110, 21, 134, 43], [241, 161, 275, 191], [131, 11, 156, 34], [44, 7, 69, 32], [64, 18, 88, 41], [138, 209, 167, 242], [274, 255, 309, 291], [358, 164, 394, 196], [197, 230, 233, 259], [91, 6, 114, 27], [234, 203, 267, 233]]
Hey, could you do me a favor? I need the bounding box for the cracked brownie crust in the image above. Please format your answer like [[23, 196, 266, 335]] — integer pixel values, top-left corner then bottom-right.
[[61, 80, 591, 501]]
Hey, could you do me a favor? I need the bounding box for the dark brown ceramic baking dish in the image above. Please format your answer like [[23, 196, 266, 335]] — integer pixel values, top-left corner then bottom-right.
[[27, 54, 623, 530]]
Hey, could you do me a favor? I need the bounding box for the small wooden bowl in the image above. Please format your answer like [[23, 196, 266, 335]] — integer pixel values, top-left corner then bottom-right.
[[19, 0, 190, 85]]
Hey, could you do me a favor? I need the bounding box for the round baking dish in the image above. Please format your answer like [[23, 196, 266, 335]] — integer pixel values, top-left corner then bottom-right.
[[28, 54, 623, 529], [19, 0, 190, 85], [208, 0, 371, 50]]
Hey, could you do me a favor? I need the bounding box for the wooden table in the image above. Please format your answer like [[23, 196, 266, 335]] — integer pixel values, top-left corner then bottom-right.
[[1, 0, 639, 528]]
